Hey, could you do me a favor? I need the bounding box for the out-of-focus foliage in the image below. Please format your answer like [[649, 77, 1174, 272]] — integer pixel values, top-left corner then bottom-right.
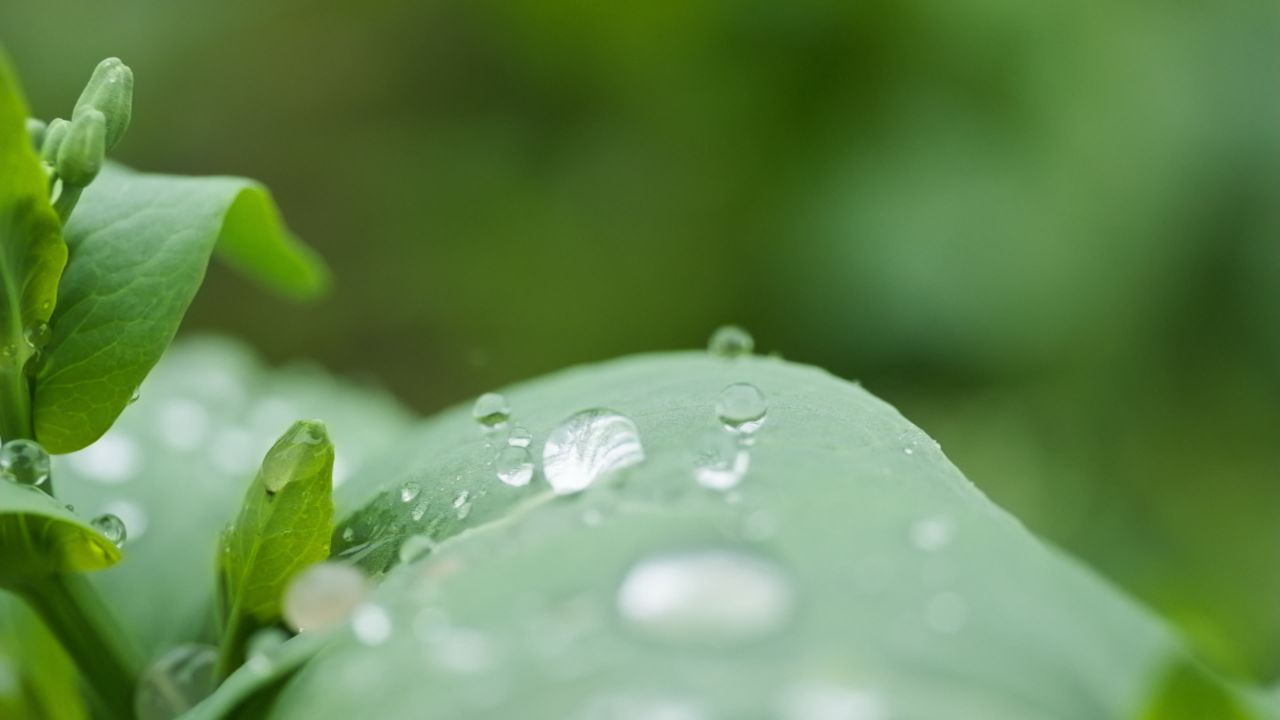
[[2, 0, 1276, 680]]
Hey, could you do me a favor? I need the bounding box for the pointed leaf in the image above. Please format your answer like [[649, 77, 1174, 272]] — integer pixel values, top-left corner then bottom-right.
[[33, 165, 328, 453]]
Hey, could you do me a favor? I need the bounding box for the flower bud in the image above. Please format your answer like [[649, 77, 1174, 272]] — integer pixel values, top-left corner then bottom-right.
[[56, 109, 106, 188], [73, 57, 132, 150], [26, 118, 47, 150], [40, 118, 70, 165]]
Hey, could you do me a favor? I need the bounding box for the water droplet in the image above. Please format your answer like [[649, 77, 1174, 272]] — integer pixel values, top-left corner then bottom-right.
[[0, 439, 50, 487], [505, 424, 532, 448], [903, 447, 914, 455], [91, 513, 127, 547], [66, 430, 140, 484], [716, 383, 768, 435], [398, 534, 436, 564], [352, 603, 392, 646], [496, 445, 534, 487], [411, 500, 430, 522], [134, 644, 217, 720], [245, 627, 288, 675], [616, 549, 793, 646], [24, 322, 50, 351], [453, 490, 473, 519], [926, 591, 968, 634], [778, 683, 890, 720], [908, 515, 954, 552], [707, 325, 754, 358], [283, 562, 369, 633], [472, 392, 510, 430], [341, 526, 356, 542], [543, 409, 645, 495], [693, 433, 749, 491], [101, 499, 148, 541], [400, 481, 421, 503]]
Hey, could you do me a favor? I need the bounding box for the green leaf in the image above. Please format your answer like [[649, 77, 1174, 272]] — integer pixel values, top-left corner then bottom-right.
[[0, 592, 87, 720], [33, 164, 328, 453], [53, 336, 412, 659], [0, 478, 119, 583], [0, 49, 66, 440], [1139, 661, 1255, 720], [216, 419, 335, 676], [227, 353, 1274, 720]]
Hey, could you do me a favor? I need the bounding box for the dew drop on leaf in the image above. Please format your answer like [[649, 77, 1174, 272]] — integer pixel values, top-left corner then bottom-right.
[[134, 644, 217, 720], [452, 490, 473, 519], [693, 432, 750, 491], [90, 513, 127, 547], [716, 383, 768, 435], [543, 409, 645, 495], [341, 526, 356, 543], [283, 562, 369, 633], [471, 392, 511, 431], [505, 424, 532, 448], [616, 549, 793, 646], [352, 603, 393, 646], [399, 481, 421, 503], [411, 499, 430, 522], [23, 322, 50, 351], [0, 439, 50, 487], [707, 325, 754, 358], [496, 445, 534, 487]]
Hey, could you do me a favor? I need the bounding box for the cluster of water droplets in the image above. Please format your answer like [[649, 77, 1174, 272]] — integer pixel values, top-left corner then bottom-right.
[[471, 393, 536, 488], [0, 437, 128, 547], [692, 327, 769, 492]]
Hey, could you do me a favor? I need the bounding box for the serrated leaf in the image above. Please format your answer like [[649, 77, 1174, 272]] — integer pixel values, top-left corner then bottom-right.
[[0, 592, 87, 720], [0, 49, 66, 440], [33, 164, 328, 453], [217, 420, 334, 675], [0, 479, 119, 583], [225, 353, 1274, 720]]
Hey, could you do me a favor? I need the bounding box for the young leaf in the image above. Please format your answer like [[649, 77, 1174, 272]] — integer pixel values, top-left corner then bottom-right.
[[0, 480, 119, 584], [217, 420, 334, 677], [32, 164, 329, 453], [0, 50, 66, 440], [0, 593, 87, 720]]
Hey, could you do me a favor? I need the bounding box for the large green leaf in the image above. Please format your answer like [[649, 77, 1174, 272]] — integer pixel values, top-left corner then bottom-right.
[[0, 49, 65, 441], [190, 353, 1272, 719], [54, 336, 412, 659], [217, 420, 334, 676], [33, 165, 328, 453], [0, 592, 86, 720]]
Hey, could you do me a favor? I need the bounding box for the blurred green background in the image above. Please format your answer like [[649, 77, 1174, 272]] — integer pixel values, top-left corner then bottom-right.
[[3, 0, 1277, 683]]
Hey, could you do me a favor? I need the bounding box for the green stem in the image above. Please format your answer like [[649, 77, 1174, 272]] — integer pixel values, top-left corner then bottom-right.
[[18, 572, 142, 720], [0, 365, 32, 442]]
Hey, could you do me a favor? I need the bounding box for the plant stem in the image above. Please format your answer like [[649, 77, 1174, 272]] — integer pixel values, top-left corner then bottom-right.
[[0, 365, 32, 442], [19, 572, 142, 720]]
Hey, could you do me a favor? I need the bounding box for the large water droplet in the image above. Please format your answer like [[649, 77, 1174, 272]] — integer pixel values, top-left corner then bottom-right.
[[616, 549, 793, 646], [0, 439, 50, 487], [716, 383, 768, 435], [707, 325, 754, 358], [778, 683, 890, 720], [693, 433, 749, 491], [352, 603, 392, 646], [91, 513, 127, 547], [134, 644, 217, 720], [472, 392, 511, 430], [283, 562, 369, 633], [496, 445, 534, 487], [400, 481, 421, 503], [543, 409, 645, 495]]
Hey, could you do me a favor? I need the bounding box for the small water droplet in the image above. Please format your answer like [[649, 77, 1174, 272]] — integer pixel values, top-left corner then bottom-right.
[[24, 322, 50, 351], [341, 526, 356, 543], [505, 424, 532, 448], [707, 325, 754, 358], [398, 534, 436, 564], [495, 445, 534, 487], [903, 447, 914, 455], [352, 603, 392, 646], [128, 387, 141, 405], [411, 499, 430, 522], [778, 683, 890, 720], [400, 481, 421, 503], [453, 490, 472, 519], [926, 591, 968, 634], [616, 549, 793, 646], [908, 515, 954, 552], [91, 513, 127, 547], [134, 645, 218, 720], [101, 499, 148, 541], [693, 433, 749, 491], [716, 383, 768, 435], [283, 562, 369, 633], [543, 409, 645, 495], [0, 439, 50, 487], [472, 393, 510, 430]]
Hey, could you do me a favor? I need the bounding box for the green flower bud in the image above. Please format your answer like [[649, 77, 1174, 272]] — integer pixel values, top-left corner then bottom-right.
[[40, 118, 70, 165], [56, 109, 106, 188], [73, 57, 132, 150], [26, 118, 47, 150]]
